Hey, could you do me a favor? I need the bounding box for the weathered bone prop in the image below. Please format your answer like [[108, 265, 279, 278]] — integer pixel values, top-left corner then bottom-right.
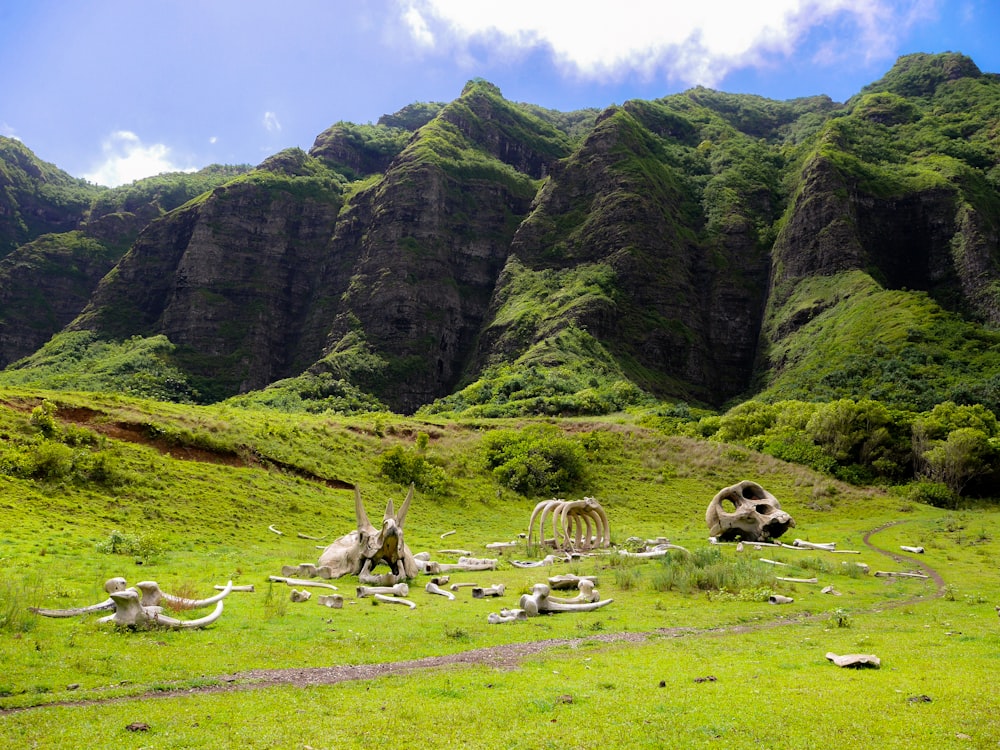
[[31, 578, 233, 624], [425, 582, 456, 600], [518, 582, 612, 616], [488, 608, 528, 624], [548, 574, 597, 590], [706, 480, 795, 542], [356, 583, 410, 598], [314, 485, 419, 584], [472, 584, 505, 598], [98, 588, 226, 629], [527, 497, 610, 552], [419, 556, 498, 574]]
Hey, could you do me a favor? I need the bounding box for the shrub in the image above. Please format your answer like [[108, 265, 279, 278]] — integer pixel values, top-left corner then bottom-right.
[[480, 426, 586, 495], [378, 444, 447, 493]]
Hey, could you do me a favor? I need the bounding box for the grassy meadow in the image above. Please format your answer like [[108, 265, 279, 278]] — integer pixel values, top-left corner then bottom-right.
[[1, 388, 998, 748]]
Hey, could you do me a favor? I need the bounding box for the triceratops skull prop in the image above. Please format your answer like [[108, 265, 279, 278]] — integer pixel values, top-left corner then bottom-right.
[[706, 480, 795, 542], [316, 485, 419, 584]]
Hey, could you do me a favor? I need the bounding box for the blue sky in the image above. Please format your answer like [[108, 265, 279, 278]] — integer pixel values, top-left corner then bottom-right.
[[2, 0, 997, 186]]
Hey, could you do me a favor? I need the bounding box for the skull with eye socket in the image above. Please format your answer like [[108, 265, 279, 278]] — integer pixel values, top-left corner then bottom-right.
[[706, 480, 795, 542]]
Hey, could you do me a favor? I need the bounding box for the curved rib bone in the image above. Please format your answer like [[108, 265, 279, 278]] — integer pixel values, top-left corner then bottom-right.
[[134, 580, 234, 609], [373, 593, 416, 609], [518, 583, 613, 616], [269, 576, 338, 591], [99, 589, 224, 629]]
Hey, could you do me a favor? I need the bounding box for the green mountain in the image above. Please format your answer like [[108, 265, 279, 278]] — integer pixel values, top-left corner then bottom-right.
[[1, 54, 998, 419]]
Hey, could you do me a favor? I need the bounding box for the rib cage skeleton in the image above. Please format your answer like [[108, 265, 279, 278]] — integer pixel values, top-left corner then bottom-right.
[[527, 497, 610, 552]]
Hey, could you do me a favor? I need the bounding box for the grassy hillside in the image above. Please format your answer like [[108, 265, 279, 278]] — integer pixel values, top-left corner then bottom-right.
[[1, 388, 998, 747]]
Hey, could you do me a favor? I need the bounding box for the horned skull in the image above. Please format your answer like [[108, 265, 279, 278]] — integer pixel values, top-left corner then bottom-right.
[[317, 485, 419, 584], [706, 480, 795, 542]]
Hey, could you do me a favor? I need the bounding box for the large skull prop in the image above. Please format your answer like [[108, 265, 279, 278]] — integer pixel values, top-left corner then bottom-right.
[[706, 480, 794, 542], [316, 485, 419, 584]]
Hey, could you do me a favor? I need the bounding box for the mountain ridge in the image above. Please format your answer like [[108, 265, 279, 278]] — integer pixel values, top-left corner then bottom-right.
[[1, 52, 998, 417]]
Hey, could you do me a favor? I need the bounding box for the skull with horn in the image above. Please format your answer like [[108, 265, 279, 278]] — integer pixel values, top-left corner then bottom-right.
[[316, 484, 419, 584]]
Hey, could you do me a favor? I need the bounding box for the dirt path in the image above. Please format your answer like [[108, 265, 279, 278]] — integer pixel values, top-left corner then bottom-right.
[[1, 522, 944, 716]]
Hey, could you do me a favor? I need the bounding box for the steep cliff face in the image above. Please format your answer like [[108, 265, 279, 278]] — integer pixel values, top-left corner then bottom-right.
[[0, 137, 100, 257], [3, 56, 1000, 415], [315, 82, 571, 411], [73, 157, 344, 399]]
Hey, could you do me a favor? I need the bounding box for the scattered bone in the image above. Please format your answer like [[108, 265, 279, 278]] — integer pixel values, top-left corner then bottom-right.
[[472, 584, 505, 598], [510, 554, 567, 568], [440, 530, 456, 539], [519, 583, 612, 616], [423, 557, 498, 573], [845, 561, 870, 574], [709, 537, 780, 547], [425, 582, 456, 600], [618, 543, 689, 558], [759, 558, 789, 566], [706, 481, 794, 542], [429, 576, 450, 586], [268, 525, 284, 536], [373, 593, 416, 609], [216, 584, 255, 592], [768, 594, 794, 604], [874, 571, 929, 579], [449, 582, 479, 591], [548, 574, 598, 591], [269, 576, 339, 591], [488, 608, 528, 624], [826, 652, 880, 668], [297, 532, 326, 541], [356, 583, 410, 598], [900, 545, 925, 554], [485, 541, 519, 552], [527, 497, 611, 552], [776, 577, 818, 584], [821, 586, 842, 595], [290, 589, 312, 602], [105, 577, 127, 593], [318, 594, 344, 608], [438, 549, 472, 556], [791, 539, 837, 551]]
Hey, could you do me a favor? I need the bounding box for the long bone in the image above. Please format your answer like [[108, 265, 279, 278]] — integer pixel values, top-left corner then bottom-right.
[[356, 582, 410, 598]]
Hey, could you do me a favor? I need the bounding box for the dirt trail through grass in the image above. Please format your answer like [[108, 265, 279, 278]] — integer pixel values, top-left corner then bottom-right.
[[1, 521, 945, 716]]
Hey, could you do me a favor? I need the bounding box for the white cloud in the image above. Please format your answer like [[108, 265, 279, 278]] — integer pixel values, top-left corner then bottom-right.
[[0, 122, 18, 139], [83, 131, 196, 187], [263, 111, 282, 132], [398, 0, 936, 86], [209, 135, 218, 144]]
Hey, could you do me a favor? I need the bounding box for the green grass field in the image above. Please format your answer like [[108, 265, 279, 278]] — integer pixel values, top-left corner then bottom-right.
[[1, 389, 998, 748]]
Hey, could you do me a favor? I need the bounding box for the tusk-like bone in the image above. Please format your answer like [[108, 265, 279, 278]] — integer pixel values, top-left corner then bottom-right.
[[149, 580, 234, 609], [268, 525, 283, 535], [373, 593, 416, 609], [216, 584, 254, 592]]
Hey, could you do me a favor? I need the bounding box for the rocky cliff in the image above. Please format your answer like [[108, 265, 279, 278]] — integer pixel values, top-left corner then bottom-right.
[[2, 54, 999, 415]]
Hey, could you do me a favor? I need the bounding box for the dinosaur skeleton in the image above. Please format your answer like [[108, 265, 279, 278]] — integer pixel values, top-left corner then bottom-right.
[[315, 485, 419, 584], [527, 497, 610, 552]]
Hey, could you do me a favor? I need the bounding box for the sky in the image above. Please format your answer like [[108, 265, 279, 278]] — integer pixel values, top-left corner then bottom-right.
[[1, 0, 998, 187]]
